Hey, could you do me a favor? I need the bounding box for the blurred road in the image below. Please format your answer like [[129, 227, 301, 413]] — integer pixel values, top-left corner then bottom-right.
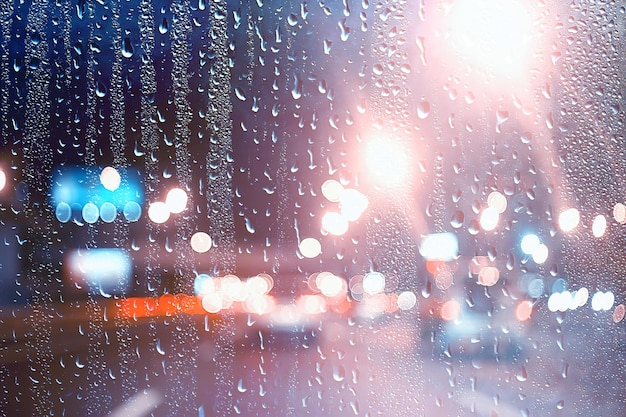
[[1, 300, 625, 417]]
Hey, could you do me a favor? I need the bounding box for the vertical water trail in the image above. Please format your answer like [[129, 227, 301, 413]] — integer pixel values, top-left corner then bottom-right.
[[23, 0, 55, 414], [205, 0, 237, 415], [167, 1, 198, 415], [363, 1, 423, 416], [0, 1, 15, 413]]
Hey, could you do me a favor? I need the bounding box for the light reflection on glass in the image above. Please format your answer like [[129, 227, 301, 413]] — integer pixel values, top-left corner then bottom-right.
[[148, 201, 170, 224], [558, 208, 580, 232], [299, 237, 322, 258], [592, 214, 607, 238], [190, 232, 212, 253]]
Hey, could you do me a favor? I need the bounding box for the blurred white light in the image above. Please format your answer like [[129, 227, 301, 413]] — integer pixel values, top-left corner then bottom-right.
[[194, 274, 215, 295], [487, 191, 507, 213], [166, 188, 188, 214], [322, 211, 349, 236], [246, 274, 273, 295], [148, 201, 170, 224], [363, 272, 385, 295], [67, 249, 132, 296], [299, 237, 322, 258], [445, 0, 535, 80], [0, 169, 6, 191], [364, 136, 412, 187], [318, 273, 345, 298], [613, 203, 626, 224], [419, 233, 458, 261], [321, 179, 344, 202], [397, 291, 417, 310], [558, 208, 580, 232], [532, 243, 549, 264], [479, 207, 499, 231], [100, 166, 121, 191], [190, 232, 212, 253], [591, 291, 614, 312], [521, 234, 540, 255], [55, 202, 72, 223], [592, 214, 607, 238], [339, 188, 369, 221], [201, 292, 224, 313]]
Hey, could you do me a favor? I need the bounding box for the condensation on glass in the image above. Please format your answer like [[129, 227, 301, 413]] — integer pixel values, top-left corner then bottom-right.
[[0, 1, 624, 416]]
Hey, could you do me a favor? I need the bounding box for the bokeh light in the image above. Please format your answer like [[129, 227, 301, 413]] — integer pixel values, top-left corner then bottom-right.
[[479, 207, 499, 231], [123, 201, 142, 222], [440, 300, 461, 321], [363, 272, 385, 295], [478, 266, 500, 286], [317, 272, 345, 298], [166, 187, 188, 214], [592, 214, 607, 238], [558, 208, 580, 232], [148, 201, 170, 224], [487, 191, 507, 213], [321, 179, 344, 202], [0, 169, 6, 191], [190, 232, 212, 253], [82, 202, 99, 224], [55, 202, 72, 223], [100, 166, 121, 191], [339, 188, 369, 221], [322, 211, 349, 236], [613, 203, 626, 224], [532, 243, 549, 264], [99, 202, 117, 223], [364, 135, 412, 188], [397, 291, 417, 310], [515, 300, 533, 322], [521, 234, 541, 255], [299, 237, 322, 258]]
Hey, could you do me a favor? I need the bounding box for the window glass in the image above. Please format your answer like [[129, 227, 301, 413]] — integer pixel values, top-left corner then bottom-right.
[[0, 1, 624, 416]]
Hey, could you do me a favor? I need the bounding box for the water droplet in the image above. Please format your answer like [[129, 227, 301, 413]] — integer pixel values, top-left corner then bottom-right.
[[450, 210, 464, 228], [417, 101, 430, 119], [121, 37, 134, 58], [516, 366, 528, 382]]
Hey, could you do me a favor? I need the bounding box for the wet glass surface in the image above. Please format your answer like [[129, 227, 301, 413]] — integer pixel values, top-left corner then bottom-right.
[[0, 0, 625, 416]]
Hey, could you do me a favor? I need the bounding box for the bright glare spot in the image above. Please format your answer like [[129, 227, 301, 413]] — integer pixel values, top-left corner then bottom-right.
[[446, 0, 535, 80], [148, 201, 170, 224], [558, 208, 580, 232], [532, 243, 549, 264], [479, 207, 499, 231], [244, 295, 275, 315], [592, 214, 607, 238], [478, 266, 500, 286], [194, 274, 215, 295], [317, 272, 345, 298], [440, 300, 461, 321], [322, 211, 349, 236], [339, 188, 369, 221], [515, 300, 533, 322], [363, 272, 385, 295], [521, 234, 541, 255], [321, 179, 344, 202], [190, 232, 212, 253], [166, 188, 188, 214], [397, 291, 417, 310], [613, 203, 626, 224], [100, 166, 121, 191], [592, 291, 615, 312], [201, 292, 224, 313], [246, 274, 273, 295], [0, 170, 6, 191], [299, 237, 322, 258], [487, 191, 507, 213], [297, 294, 327, 315], [419, 233, 458, 261], [364, 135, 412, 187]]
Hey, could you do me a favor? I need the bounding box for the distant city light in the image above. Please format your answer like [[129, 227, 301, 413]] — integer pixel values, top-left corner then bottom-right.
[[364, 135, 413, 188], [478, 266, 500, 286], [322, 211, 349, 236], [515, 300, 533, 322], [82, 202, 99, 224], [190, 232, 212, 253], [548, 287, 589, 312], [591, 291, 615, 312], [55, 202, 72, 223], [0, 169, 6, 191], [66, 248, 132, 296], [558, 208, 580, 232], [148, 201, 170, 224], [246, 274, 273, 295], [532, 243, 549, 264], [419, 232, 458, 261], [123, 201, 142, 222], [397, 291, 417, 310], [100, 202, 117, 223], [100, 166, 121, 191], [339, 188, 369, 221], [613, 203, 626, 224], [479, 207, 499, 231], [299, 237, 322, 258], [166, 188, 188, 214], [521, 234, 541, 255], [317, 272, 345, 298], [362, 272, 386, 295], [440, 299, 461, 321], [487, 191, 507, 213], [321, 179, 344, 202], [592, 214, 607, 238], [194, 274, 215, 295]]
